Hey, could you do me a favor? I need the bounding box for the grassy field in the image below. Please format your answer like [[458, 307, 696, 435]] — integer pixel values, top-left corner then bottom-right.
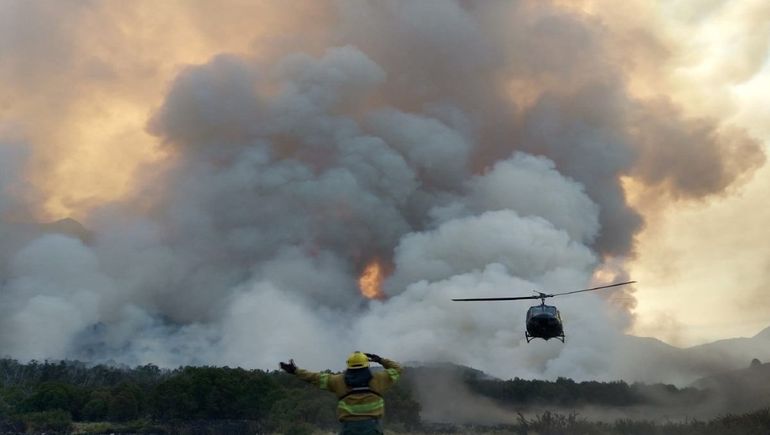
[[58, 408, 770, 435]]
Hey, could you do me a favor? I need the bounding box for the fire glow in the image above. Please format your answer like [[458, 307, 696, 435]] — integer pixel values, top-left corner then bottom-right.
[[358, 260, 385, 300]]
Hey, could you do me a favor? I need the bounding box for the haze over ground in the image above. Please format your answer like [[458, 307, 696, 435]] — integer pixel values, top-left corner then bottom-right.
[[1, 1, 769, 385]]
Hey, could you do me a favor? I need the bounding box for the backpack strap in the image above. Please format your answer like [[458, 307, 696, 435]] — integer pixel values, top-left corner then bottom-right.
[[339, 386, 383, 400]]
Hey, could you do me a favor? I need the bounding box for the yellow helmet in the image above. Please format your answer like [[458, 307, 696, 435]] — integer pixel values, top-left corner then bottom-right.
[[346, 351, 370, 369]]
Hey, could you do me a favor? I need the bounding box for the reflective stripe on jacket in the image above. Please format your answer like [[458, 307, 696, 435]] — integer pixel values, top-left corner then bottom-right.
[[295, 358, 402, 421]]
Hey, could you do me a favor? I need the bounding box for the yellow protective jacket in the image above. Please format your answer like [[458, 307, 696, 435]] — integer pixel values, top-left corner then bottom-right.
[[295, 358, 402, 421]]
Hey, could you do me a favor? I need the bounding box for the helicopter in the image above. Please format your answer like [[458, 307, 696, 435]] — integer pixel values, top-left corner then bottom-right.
[[452, 280, 636, 343]]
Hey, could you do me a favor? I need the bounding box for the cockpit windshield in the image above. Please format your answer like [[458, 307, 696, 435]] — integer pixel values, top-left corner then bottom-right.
[[528, 305, 559, 315]]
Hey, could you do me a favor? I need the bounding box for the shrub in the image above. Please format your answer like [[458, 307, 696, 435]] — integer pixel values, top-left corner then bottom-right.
[[19, 409, 72, 433]]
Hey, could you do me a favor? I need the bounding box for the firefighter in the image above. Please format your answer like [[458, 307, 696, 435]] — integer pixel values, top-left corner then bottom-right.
[[279, 351, 402, 435]]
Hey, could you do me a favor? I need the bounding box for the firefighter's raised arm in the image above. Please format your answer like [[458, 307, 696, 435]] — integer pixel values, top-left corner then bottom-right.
[[279, 359, 335, 390], [365, 352, 401, 386], [279, 359, 297, 374], [366, 353, 401, 371]]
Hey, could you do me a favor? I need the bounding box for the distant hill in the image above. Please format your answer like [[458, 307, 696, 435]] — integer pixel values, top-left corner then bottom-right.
[[1, 217, 91, 249], [613, 326, 770, 385], [40, 217, 92, 242], [0, 217, 92, 278], [1, 216, 91, 249], [688, 326, 770, 359], [405, 361, 495, 380], [756, 326, 770, 340], [680, 326, 770, 380], [406, 328, 770, 388]]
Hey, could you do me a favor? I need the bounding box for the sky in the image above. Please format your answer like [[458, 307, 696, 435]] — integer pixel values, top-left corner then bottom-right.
[[0, 0, 769, 382], [618, 1, 770, 345]]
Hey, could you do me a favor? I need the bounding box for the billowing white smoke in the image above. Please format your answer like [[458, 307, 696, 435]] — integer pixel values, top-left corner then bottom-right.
[[0, 45, 613, 378], [0, 1, 764, 384]]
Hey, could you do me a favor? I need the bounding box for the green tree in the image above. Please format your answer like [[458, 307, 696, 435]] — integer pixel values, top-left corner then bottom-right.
[[267, 388, 336, 433], [150, 367, 281, 421], [19, 410, 72, 433], [102, 382, 143, 422], [81, 391, 110, 421], [151, 374, 195, 419], [22, 382, 77, 413]]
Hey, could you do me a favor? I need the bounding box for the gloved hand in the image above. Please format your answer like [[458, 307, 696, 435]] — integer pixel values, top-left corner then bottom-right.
[[365, 353, 383, 364], [279, 359, 297, 374]]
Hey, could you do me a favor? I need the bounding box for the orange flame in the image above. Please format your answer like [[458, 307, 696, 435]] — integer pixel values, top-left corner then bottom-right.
[[358, 260, 385, 300]]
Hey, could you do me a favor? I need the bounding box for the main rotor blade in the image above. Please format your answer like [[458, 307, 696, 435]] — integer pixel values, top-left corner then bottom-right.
[[548, 280, 636, 297], [452, 295, 543, 302], [451, 281, 636, 302]]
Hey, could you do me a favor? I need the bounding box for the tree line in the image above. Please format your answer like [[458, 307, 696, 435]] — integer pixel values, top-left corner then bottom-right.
[[0, 359, 767, 434], [0, 359, 418, 433]]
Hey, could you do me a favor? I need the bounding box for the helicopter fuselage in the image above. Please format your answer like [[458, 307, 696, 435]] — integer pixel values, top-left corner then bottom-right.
[[525, 304, 564, 342]]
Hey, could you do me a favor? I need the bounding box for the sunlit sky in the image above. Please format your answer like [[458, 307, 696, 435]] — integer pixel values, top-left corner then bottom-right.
[[2, 0, 768, 348], [624, 1, 770, 345], [628, 160, 770, 345]]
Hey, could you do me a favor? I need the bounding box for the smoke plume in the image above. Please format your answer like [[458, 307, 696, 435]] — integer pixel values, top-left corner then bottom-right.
[[0, 0, 766, 386]]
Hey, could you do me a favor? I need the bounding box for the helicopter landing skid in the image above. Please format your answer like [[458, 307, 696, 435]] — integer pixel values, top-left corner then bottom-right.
[[525, 332, 565, 343]]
